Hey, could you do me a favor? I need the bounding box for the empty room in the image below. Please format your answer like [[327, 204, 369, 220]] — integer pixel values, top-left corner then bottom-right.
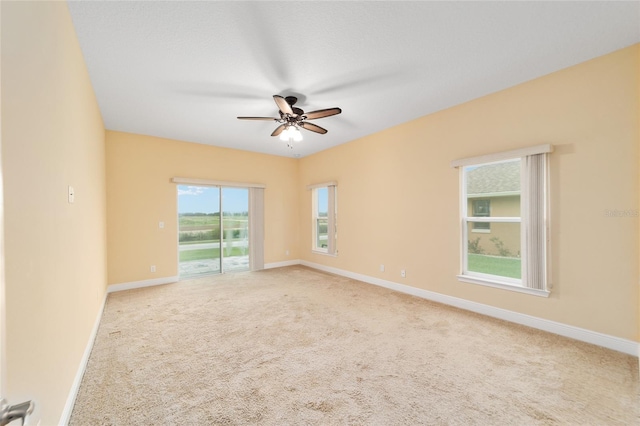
[[1, 1, 639, 425]]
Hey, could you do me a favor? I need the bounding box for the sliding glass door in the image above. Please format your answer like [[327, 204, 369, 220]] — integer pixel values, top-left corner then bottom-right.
[[222, 188, 249, 272], [178, 185, 249, 278]]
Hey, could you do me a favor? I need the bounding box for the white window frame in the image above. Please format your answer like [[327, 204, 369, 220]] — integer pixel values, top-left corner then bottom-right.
[[461, 159, 522, 286], [308, 182, 337, 256], [451, 144, 552, 297]]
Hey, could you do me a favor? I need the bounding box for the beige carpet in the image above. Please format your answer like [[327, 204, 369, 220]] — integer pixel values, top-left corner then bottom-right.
[[70, 266, 639, 425]]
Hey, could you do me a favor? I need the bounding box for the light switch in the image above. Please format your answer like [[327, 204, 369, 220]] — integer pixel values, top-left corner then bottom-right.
[[68, 186, 75, 204], [159, 221, 165, 229]]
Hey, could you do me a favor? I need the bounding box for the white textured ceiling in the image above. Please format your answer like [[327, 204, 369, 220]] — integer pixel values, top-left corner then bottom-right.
[[67, 1, 640, 158]]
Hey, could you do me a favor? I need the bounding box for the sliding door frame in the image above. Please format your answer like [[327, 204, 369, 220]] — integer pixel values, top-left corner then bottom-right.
[[174, 178, 265, 277]]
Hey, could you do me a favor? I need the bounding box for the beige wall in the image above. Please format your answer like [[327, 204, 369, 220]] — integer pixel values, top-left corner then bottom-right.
[[106, 131, 298, 285], [1, 2, 107, 424], [299, 44, 640, 341]]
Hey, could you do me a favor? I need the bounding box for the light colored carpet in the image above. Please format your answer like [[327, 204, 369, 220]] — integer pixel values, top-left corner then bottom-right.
[[70, 266, 639, 425]]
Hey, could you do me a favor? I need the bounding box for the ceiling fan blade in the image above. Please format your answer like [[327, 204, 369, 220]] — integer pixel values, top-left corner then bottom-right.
[[237, 116, 278, 121], [304, 108, 342, 120], [300, 122, 328, 134], [273, 95, 294, 116], [271, 124, 286, 137]]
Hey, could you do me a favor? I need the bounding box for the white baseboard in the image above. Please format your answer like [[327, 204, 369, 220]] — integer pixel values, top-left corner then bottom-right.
[[264, 260, 301, 269], [107, 276, 179, 293], [299, 260, 639, 357], [59, 292, 108, 425]]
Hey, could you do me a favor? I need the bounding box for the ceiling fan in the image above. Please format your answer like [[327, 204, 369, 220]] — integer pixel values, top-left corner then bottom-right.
[[237, 95, 342, 142]]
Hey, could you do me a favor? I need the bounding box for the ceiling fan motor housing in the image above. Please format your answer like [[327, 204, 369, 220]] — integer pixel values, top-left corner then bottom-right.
[[282, 97, 304, 117], [284, 96, 298, 106]]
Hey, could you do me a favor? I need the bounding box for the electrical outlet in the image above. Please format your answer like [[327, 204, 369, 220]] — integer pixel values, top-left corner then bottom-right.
[[150, 265, 156, 273], [286, 249, 290, 256], [401, 269, 406, 278], [380, 264, 385, 272]]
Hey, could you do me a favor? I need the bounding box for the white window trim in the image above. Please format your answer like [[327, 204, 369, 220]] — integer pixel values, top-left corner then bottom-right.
[[467, 216, 521, 223], [450, 144, 552, 168], [306, 181, 337, 190], [467, 191, 520, 199], [172, 177, 265, 188], [453, 145, 553, 296], [311, 249, 338, 257], [457, 274, 550, 297]]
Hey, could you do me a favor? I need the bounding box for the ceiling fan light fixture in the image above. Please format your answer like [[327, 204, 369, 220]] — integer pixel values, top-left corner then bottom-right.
[[280, 125, 303, 143], [291, 126, 303, 142], [279, 127, 290, 141]]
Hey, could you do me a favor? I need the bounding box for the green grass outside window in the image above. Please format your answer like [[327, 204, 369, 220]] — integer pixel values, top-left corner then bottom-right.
[[467, 253, 521, 279]]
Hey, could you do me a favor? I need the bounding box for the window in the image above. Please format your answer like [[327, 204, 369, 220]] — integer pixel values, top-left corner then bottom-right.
[[452, 145, 552, 297], [309, 182, 337, 255], [315, 187, 329, 249], [471, 199, 490, 231]]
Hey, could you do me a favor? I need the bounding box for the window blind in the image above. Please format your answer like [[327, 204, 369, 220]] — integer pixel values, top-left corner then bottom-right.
[[523, 153, 547, 290], [327, 185, 336, 255], [249, 187, 264, 271]]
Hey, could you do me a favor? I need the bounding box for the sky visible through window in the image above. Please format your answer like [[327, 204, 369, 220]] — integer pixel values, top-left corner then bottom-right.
[[317, 187, 328, 215], [178, 185, 247, 213]]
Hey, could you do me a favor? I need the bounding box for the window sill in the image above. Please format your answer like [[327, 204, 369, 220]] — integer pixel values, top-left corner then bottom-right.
[[471, 229, 491, 234], [312, 249, 337, 257], [457, 275, 550, 297]]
